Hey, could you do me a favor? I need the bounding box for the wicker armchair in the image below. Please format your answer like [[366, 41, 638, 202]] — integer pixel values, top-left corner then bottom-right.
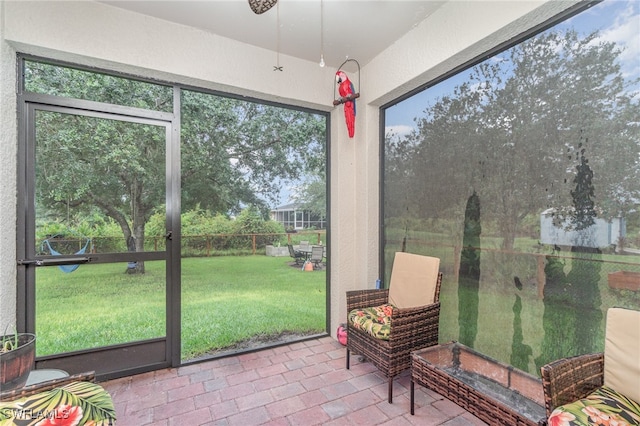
[[346, 253, 442, 403], [0, 371, 96, 402], [540, 352, 604, 417], [539, 307, 640, 426], [0, 370, 117, 424]]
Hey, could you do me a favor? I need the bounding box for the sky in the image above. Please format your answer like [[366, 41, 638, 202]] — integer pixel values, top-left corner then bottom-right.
[[385, 0, 640, 139]]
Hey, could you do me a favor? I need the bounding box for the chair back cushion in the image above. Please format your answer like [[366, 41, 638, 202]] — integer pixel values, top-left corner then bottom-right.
[[388, 253, 440, 309], [604, 307, 640, 403]]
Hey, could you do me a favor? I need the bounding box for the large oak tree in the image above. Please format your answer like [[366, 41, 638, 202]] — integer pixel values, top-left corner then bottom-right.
[[29, 63, 326, 272], [386, 28, 639, 251]]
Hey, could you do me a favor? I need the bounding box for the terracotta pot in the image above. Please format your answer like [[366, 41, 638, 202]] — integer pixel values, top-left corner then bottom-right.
[[0, 333, 36, 392]]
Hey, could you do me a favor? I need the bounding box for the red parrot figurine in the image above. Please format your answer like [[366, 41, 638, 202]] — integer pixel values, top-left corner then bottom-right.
[[336, 70, 356, 138]]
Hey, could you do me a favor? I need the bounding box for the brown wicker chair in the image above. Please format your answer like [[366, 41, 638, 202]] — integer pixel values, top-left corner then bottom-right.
[[0, 371, 95, 401], [346, 253, 442, 403], [540, 307, 640, 425], [540, 352, 604, 417]]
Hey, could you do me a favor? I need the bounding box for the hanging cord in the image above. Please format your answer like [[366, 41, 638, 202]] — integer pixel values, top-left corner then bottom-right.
[[319, 0, 325, 67], [274, 2, 283, 71]]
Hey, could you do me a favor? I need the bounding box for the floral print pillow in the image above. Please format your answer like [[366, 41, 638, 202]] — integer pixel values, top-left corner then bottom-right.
[[348, 304, 395, 340], [548, 385, 640, 426]]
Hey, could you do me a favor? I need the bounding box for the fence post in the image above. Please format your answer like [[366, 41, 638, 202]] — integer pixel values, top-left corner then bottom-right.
[[536, 254, 546, 299], [252, 234, 256, 255]]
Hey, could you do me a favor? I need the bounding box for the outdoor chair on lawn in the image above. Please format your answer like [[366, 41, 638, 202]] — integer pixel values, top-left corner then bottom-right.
[[346, 252, 442, 403], [288, 244, 305, 265], [310, 246, 324, 269]]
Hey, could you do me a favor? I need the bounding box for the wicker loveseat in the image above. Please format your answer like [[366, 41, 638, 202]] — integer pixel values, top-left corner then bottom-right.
[[540, 307, 640, 426]]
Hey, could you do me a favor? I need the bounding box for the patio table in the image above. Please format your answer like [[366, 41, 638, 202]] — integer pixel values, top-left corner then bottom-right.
[[411, 341, 545, 426], [297, 246, 312, 259]]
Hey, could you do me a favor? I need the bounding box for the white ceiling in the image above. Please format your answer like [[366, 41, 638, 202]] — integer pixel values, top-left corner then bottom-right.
[[99, 0, 446, 69]]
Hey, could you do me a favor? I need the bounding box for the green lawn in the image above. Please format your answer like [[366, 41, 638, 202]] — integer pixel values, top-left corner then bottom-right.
[[35, 245, 639, 375], [384, 234, 640, 376], [181, 256, 326, 359], [35, 256, 326, 360]]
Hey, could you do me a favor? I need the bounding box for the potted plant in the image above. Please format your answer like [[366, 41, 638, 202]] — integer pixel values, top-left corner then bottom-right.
[[0, 328, 36, 392]]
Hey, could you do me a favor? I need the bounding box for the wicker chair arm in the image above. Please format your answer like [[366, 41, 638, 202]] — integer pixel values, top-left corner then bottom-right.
[[388, 302, 440, 341], [390, 302, 440, 321], [0, 371, 96, 402], [540, 352, 604, 416], [346, 289, 389, 312]]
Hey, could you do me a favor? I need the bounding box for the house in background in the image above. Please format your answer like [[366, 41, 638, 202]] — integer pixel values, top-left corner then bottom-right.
[[271, 203, 326, 231], [540, 208, 626, 250]]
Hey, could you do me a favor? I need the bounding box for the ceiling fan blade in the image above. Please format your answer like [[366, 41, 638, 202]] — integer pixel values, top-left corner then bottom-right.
[[248, 0, 278, 15]]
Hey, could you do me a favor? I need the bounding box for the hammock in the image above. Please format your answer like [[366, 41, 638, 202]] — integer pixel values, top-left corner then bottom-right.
[[42, 237, 91, 273]]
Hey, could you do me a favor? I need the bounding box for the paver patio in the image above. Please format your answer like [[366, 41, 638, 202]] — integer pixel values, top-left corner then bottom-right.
[[102, 336, 488, 425]]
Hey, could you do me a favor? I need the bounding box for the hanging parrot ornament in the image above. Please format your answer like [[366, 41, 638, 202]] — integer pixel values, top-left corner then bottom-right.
[[335, 70, 356, 138]]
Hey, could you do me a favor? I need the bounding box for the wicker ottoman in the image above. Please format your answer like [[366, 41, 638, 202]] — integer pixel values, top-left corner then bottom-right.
[[411, 342, 545, 426]]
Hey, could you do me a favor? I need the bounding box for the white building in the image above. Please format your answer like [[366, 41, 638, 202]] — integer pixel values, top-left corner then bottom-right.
[[271, 203, 326, 230], [540, 208, 626, 249]]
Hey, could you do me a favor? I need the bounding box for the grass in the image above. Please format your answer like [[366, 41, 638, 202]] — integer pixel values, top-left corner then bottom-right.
[[35, 256, 326, 360], [180, 256, 325, 359], [384, 233, 640, 376], [436, 258, 640, 376], [35, 239, 639, 376]]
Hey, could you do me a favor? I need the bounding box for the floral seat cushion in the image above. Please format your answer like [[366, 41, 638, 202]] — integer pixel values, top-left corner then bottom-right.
[[548, 385, 640, 426], [348, 304, 394, 340], [0, 381, 116, 425]]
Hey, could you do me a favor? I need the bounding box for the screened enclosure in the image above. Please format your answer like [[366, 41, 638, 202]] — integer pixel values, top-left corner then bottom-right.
[[382, 0, 640, 375], [18, 57, 328, 378]]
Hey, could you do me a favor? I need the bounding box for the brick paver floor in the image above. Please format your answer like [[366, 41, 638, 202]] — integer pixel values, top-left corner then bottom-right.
[[101, 336, 487, 425]]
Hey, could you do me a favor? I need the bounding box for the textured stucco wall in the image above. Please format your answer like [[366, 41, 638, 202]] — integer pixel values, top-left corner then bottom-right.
[[0, 0, 579, 341], [0, 0, 18, 332]]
